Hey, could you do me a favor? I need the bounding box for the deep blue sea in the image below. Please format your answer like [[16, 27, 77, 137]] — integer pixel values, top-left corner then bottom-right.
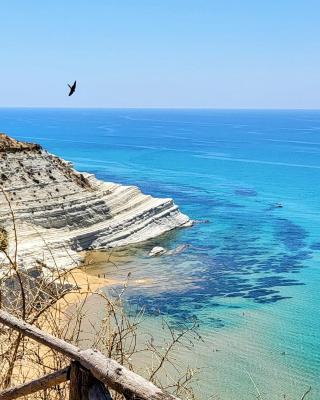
[[1, 109, 320, 399]]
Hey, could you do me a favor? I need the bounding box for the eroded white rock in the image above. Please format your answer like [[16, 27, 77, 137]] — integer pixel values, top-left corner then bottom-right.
[[0, 134, 191, 270], [148, 246, 167, 257]]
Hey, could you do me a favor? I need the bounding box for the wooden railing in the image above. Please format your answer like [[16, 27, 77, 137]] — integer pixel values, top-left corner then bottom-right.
[[0, 310, 180, 400]]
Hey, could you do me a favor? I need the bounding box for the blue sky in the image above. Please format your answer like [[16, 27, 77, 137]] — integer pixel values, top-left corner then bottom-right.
[[1, 1, 320, 108]]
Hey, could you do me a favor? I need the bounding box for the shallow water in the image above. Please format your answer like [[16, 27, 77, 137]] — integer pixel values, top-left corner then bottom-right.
[[1, 108, 320, 399]]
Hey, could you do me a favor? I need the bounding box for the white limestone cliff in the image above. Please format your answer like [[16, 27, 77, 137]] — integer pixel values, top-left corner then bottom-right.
[[0, 134, 191, 270]]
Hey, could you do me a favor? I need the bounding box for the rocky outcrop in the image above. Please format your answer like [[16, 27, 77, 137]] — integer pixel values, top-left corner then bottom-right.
[[0, 134, 191, 270], [148, 246, 167, 257]]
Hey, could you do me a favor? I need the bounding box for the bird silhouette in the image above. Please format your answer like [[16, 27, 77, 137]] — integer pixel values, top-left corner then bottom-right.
[[68, 80, 76, 96]]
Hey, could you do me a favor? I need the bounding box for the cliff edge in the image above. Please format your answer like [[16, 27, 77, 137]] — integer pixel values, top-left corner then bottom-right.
[[0, 134, 191, 269]]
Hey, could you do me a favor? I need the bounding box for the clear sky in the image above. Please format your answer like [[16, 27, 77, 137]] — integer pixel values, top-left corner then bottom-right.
[[1, 0, 320, 108]]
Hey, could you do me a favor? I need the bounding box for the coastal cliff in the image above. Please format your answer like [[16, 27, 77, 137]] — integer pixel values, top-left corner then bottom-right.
[[0, 133, 191, 270]]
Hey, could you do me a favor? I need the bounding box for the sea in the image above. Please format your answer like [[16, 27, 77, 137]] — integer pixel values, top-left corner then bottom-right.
[[0, 108, 319, 399]]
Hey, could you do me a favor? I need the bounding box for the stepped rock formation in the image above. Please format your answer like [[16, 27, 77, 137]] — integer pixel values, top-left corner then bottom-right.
[[0, 134, 191, 270]]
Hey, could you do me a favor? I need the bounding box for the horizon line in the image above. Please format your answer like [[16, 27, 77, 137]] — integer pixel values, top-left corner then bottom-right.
[[1, 106, 320, 111]]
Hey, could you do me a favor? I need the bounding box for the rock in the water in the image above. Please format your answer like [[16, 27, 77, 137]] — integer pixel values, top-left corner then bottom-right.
[[193, 219, 209, 225], [181, 220, 194, 227], [148, 246, 167, 257], [0, 133, 191, 270], [166, 244, 190, 256]]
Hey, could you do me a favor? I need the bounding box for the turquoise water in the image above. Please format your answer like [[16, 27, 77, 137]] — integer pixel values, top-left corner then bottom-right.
[[1, 109, 320, 399]]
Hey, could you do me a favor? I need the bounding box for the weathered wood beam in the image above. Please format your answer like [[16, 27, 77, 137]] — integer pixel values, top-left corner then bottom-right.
[[0, 367, 69, 400], [0, 310, 180, 400]]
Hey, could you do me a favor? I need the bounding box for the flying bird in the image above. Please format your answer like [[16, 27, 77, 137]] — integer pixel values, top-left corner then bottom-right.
[[68, 80, 76, 96]]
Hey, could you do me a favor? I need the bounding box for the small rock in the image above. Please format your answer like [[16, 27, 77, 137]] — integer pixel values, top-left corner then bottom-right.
[[166, 244, 190, 256], [193, 219, 210, 224], [148, 246, 167, 257], [182, 220, 194, 227]]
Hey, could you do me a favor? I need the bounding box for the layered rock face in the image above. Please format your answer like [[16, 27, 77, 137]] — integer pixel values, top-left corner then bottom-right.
[[0, 134, 191, 270]]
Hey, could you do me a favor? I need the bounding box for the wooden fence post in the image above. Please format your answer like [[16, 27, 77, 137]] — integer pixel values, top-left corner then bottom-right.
[[69, 361, 112, 400]]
